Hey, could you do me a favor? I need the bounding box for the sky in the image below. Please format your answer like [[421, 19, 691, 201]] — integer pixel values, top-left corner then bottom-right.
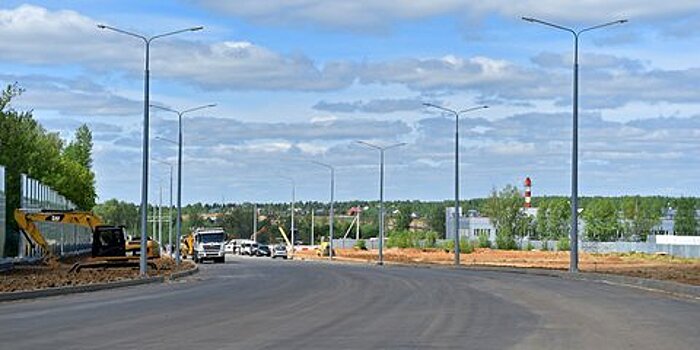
[[1, 1, 700, 204]]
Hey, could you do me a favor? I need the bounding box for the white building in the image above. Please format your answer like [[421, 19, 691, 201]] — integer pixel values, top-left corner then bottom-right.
[[445, 206, 699, 242]]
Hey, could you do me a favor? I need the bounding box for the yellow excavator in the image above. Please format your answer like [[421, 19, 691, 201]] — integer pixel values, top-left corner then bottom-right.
[[14, 209, 160, 272]]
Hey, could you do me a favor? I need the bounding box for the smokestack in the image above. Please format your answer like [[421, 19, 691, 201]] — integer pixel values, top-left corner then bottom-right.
[[524, 177, 532, 208]]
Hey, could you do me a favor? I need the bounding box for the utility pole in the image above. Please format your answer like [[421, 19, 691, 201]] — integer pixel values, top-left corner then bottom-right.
[[253, 203, 257, 242], [311, 209, 315, 246], [158, 181, 163, 249]]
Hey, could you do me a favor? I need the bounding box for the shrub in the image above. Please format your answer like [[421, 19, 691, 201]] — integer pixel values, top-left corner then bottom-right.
[[525, 241, 535, 251], [354, 239, 367, 250], [440, 240, 454, 252], [496, 233, 517, 250], [557, 236, 571, 251], [460, 240, 475, 254], [424, 231, 438, 248], [477, 233, 491, 248], [440, 239, 474, 254]]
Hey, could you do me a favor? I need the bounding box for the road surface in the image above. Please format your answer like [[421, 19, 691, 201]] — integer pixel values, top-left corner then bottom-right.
[[1, 256, 698, 349]]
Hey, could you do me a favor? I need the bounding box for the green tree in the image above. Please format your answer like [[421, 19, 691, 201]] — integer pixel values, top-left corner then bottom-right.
[[425, 204, 446, 237], [0, 84, 97, 255], [674, 198, 697, 235], [483, 185, 527, 250], [94, 199, 139, 232], [63, 124, 93, 169], [582, 199, 621, 241]]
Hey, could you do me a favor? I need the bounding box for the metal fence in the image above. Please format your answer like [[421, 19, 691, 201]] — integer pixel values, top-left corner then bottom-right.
[[18, 174, 91, 258], [333, 236, 700, 259]]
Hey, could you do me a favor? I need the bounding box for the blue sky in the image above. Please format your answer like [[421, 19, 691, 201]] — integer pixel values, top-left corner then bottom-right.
[[1, 1, 700, 204]]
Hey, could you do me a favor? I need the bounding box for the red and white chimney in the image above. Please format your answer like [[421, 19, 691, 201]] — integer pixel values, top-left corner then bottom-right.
[[524, 177, 532, 208]]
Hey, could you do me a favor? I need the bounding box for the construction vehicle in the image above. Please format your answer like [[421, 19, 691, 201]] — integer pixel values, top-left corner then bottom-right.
[[182, 228, 226, 263], [14, 209, 159, 272], [277, 226, 294, 258], [316, 236, 335, 257], [180, 233, 194, 258]]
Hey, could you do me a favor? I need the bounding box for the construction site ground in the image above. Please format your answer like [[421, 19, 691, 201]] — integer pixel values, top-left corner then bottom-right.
[[297, 248, 700, 286], [0, 257, 195, 293]]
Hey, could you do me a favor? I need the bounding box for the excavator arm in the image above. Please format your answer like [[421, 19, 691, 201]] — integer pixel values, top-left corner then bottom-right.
[[14, 209, 102, 258], [277, 226, 292, 247]]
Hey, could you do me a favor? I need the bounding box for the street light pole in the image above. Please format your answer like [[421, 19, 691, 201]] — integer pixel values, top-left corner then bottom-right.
[[356, 141, 406, 265], [151, 104, 216, 265], [522, 16, 627, 273], [98, 24, 203, 276], [153, 158, 173, 255], [279, 176, 296, 258], [311, 161, 335, 260], [423, 103, 487, 265]]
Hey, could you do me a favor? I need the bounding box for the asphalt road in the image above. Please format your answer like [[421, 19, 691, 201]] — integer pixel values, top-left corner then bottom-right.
[[1, 256, 698, 349]]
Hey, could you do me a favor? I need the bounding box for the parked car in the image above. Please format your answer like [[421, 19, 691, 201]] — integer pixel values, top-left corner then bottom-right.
[[241, 242, 259, 256], [272, 245, 288, 259], [224, 239, 237, 254], [255, 245, 271, 257]]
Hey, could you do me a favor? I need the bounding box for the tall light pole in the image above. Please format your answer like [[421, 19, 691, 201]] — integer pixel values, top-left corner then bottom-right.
[[153, 158, 173, 255], [311, 161, 335, 260], [151, 104, 216, 265], [522, 17, 627, 273], [98, 24, 203, 276], [423, 103, 488, 265], [279, 176, 296, 258], [356, 141, 406, 265]]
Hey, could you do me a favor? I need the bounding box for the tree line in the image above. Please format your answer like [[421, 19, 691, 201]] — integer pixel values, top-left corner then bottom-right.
[[94, 189, 699, 247]]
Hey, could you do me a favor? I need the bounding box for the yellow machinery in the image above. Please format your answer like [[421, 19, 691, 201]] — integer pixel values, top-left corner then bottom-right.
[[315, 237, 335, 257], [14, 209, 159, 271], [180, 233, 194, 258]]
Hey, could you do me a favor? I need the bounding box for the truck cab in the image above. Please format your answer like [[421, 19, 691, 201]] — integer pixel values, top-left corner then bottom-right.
[[192, 228, 226, 263]]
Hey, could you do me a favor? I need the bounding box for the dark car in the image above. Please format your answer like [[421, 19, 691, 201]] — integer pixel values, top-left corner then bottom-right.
[[255, 245, 271, 257]]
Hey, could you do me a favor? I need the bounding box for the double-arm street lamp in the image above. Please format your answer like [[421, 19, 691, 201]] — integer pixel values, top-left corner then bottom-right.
[[522, 16, 627, 273], [356, 141, 406, 265], [278, 175, 296, 258], [98, 24, 203, 276], [423, 103, 488, 265], [150, 104, 216, 265], [311, 161, 335, 260]]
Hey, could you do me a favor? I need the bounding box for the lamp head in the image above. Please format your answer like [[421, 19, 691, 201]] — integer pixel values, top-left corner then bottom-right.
[[97, 24, 107, 29], [190, 26, 204, 32]]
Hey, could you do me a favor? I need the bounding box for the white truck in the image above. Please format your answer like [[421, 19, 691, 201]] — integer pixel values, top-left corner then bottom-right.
[[192, 228, 227, 263]]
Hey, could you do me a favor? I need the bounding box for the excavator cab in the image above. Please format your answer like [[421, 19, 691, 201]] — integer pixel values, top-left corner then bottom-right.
[[92, 226, 127, 257]]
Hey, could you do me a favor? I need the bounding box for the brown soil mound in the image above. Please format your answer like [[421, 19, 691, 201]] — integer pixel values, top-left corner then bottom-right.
[[0, 257, 195, 293], [297, 248, 700, 285]]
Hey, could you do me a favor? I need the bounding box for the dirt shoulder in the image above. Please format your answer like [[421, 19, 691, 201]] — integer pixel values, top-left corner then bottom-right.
[[297, 248, 700, 286], [0, 257, 195, 293]]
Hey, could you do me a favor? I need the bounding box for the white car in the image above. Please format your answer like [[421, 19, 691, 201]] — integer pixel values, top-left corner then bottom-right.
[[224, 240, 237, 254], [272, 245, 288, 259], [241, 242, 259, 256]]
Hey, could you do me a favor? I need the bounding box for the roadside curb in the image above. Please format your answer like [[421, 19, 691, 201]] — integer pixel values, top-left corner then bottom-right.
[[168, 265, 199, 280], [0, 265, 199, 303], [297, 256, 700, 300]]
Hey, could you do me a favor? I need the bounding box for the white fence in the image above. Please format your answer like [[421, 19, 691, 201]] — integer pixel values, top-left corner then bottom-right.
[[18, 174, 91, 258]]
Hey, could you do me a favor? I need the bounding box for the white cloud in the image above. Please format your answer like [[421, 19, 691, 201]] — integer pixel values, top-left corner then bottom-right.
[[194, 0, 700, 31]]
